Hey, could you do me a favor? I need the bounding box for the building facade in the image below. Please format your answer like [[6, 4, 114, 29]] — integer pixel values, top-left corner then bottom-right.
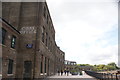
[[65, 60, 77, 72], [1, 2, 65, 79], [55, 46, 65, 73], [1, 18, 20, 78]]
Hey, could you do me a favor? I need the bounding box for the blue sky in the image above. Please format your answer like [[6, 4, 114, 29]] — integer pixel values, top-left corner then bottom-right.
[[47, 0, 118, 65]]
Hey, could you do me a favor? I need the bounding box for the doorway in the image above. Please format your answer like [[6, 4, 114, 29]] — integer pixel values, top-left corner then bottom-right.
[[23, 61, 32, 80]]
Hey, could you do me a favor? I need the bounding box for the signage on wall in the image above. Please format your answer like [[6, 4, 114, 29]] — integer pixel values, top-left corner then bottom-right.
[[20, 27, 36, 34], [26, 44, 33, 48]]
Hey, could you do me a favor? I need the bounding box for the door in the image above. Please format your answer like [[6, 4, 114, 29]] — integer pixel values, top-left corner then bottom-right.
[[23, 61, 32, 80]]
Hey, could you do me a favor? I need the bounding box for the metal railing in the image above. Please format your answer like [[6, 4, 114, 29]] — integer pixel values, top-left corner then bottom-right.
[[85, 70, 120, 80]]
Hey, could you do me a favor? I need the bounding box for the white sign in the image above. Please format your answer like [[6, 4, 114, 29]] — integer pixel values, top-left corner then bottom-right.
[[20, 27, 36, 34]]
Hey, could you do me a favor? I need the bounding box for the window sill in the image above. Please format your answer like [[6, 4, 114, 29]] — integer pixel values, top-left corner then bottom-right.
[[44, 73, 47, 75], [7, 74, 13, 76], [40, 73, 44, 75], [1, 44, 6, 47], [40, 73, 47, 76], [10, 48, 16, 50]]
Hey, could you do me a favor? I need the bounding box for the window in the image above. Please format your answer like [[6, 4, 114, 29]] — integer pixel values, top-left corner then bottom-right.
[[43, 7, 46, 18], [48, 37, 50, 49], [47, 15, 49, 24], [65, 61, 67, 65], [48, 59, 49, 73], [1, 28, 7, 45], [40, 55, 43, 73], [50, 41, 52, 52], [41, 27, 45, 43], [44, 57, 47, 73], [11, 35, 16, 48], [45, 33, 48, 46], [8, 59, 13, 74], [0, 58, 2, 74]]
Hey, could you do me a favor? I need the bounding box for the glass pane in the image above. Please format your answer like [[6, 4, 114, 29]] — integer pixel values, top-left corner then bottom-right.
[[2, 28, 6, 44], [8, 59, 13, 74], [11, 36, 16, 48]]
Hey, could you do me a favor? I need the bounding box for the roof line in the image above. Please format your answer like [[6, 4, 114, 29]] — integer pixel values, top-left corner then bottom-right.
[[0, 17, 20, 34]]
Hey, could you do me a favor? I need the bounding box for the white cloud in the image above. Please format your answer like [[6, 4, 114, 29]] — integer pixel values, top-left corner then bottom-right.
[[47, 0, 118, 65], [47, 0, 119, 3]]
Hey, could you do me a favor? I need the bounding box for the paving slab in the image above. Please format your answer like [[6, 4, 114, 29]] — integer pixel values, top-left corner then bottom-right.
[[47, 73, 96, 80]]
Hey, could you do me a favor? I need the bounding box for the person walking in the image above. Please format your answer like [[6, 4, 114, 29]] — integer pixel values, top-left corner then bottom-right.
[[64, 69, 67, 75], [61, 70, 63, 76], [66, 70, 69, 76], [58, 70, 60, 76]]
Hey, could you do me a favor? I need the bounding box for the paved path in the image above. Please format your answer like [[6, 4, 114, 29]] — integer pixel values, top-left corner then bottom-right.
[[47, 73, 96, 80]]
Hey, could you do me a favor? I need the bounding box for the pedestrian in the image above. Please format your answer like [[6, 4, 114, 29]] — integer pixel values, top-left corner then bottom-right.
[[58, 70, 60, 76], [67, 70, 69, 76], [61, 70, 63, 76], [64, 70, 67, 75]]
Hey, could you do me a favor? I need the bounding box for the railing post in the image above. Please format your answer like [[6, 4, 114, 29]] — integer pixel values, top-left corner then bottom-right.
[[111, 73, 113, 80], [107, 73, 109, 80], [102, 73, 104, 80], [104, 73, 106, 80], [108, 73, 110, 80], [116, 73, 118, 80]]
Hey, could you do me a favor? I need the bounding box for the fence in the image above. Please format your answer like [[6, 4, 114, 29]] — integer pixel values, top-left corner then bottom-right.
[[85, 70, 120, 80]]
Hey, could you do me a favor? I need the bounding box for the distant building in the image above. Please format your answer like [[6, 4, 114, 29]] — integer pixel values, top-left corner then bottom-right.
[[65, 60, 77, 71], [2, 2, 65, 79]]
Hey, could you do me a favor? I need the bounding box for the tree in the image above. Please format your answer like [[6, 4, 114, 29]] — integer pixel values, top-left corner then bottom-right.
[[108, 62, 117, 67], [77, 62, 119, 72]]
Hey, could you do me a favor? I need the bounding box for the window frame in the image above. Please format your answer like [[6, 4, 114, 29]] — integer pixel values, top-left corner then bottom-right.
[[43, 6, 46, 18], [7, 59, 14, 74], [11, 35, 16, 48], [40, 55, 43, 73], [1, 28, 7, 45], [44, 57, 47, 73], [45, 32, 48, 46], [41, 27, 45, 43]]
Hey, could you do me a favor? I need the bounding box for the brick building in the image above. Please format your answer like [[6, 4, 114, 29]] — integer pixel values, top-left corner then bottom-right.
[[1, 2, 65, 79], [1, 18, 20, 78]]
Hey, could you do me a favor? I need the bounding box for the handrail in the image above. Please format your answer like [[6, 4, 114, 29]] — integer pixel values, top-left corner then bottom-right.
[[85, 70, 120, 80]]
